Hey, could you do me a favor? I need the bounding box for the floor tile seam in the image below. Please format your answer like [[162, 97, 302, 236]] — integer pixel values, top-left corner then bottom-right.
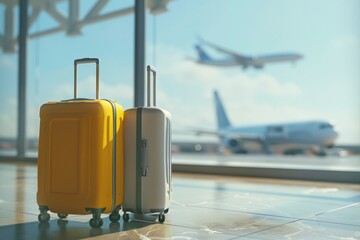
[[226, 235, 263, 240], [314, 202, 360, 216], [297, 217, 360, 227], [227, 237, 254, 240], [185, 204, 299, 221], [235, 236, 268, 240], [294, 202, 359, 221], [237, 218, 302, 238], [298, 202, 360, 226]]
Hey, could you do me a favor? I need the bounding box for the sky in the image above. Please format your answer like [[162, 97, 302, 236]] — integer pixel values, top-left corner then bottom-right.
[[0, 0, 360, 145]]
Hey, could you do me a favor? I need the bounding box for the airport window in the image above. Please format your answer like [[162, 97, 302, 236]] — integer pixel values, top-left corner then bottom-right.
[[0, 0, 359, 183], [1, 0, 135, 158], [0, 2, 18, 157]]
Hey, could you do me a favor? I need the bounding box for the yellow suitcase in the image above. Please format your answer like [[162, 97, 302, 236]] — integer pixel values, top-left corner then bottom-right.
[[37, 58, 124, 228]]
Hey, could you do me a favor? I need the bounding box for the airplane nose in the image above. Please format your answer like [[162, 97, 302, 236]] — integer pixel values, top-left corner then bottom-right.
[[332, 129, 339, 139], [326, 130, 339, 145]]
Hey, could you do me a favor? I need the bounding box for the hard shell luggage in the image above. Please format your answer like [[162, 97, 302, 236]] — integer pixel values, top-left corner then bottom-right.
[[123, 65, 172, 223], [37, 58, 124, 228]]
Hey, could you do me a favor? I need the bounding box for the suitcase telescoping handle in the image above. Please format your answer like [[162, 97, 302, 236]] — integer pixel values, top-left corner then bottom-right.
[[74, 58, 100, 99], [147, 65, 156, 107]]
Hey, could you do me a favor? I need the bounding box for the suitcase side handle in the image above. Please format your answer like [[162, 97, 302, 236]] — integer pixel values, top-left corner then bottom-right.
[[146, 65, 156, 107], [74, 58, 100, 99], [141, 139, 148, 176]]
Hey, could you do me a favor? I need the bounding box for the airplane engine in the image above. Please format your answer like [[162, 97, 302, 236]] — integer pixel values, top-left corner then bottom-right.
[[226, 139, 247, 154]]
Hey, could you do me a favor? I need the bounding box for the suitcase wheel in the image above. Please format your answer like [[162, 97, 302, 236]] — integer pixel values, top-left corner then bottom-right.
[[38, 206, 50, 223], [109, 212, 120, 222], [38, 212, 50, 223], [89, 218, 103, 228], [123, 212, 129, 222], [86, 207, 105, 228], [158, 213, 165, 223], [164, 208, 169, 214], [57, 213, 68, 219]]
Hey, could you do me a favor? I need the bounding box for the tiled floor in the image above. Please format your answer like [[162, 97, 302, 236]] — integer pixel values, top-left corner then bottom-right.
[[0, 162, 359, 239]]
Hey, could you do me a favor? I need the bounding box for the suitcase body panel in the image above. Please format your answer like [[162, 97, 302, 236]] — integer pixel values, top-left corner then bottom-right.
[[37, 99, 124, 214], [123, 107, 172, 214]]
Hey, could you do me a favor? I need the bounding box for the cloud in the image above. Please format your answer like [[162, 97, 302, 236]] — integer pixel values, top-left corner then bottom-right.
[[330, 35, 360, 50], [0, 57, 17, 71], [78, 76, 133, 104], [0, 98, 17, 137], [51, 76, 134, 108]]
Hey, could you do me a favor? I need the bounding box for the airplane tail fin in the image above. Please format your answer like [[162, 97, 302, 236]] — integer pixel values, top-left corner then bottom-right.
[[214, 90, 232, 130], [195, 45, 212, 61]]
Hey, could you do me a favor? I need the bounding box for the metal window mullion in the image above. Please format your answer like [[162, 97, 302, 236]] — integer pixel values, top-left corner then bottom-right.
[[17, 0, 28, 158]]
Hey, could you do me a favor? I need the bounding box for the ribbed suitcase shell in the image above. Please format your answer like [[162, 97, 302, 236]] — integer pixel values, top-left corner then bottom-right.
[[123, 107, 172, 215], [37, 99, 124, 214]]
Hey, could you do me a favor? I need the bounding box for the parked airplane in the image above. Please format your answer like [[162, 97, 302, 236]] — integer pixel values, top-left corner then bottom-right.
[[194, 39, 303, 69], [195, 91, 338, 155]]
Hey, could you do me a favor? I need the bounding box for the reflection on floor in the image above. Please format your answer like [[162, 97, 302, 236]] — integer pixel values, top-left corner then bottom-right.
[[0, 162, 359, 240]]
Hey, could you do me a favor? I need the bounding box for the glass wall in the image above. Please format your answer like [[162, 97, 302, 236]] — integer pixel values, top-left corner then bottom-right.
[[149, 0, 360, 157], [0, 0, 135, 157], [0, 2, 18, 156], [1, 0, 360, 172]]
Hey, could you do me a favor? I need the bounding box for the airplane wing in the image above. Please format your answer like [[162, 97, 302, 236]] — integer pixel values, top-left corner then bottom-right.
[[200, 39, 250, 61], [194, 129, 265, 141], [192, 129, 222, 137], [189, 128, 272, 153], [197, 130, 270, 152], [225, 133, 266, 142]]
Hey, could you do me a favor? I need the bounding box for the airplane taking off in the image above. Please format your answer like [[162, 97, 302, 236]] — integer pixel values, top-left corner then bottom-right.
[[195, 91, 338, 155], [194, 39, 303, 69]]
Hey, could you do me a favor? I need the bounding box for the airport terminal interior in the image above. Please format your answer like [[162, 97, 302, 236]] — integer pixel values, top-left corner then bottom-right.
[[1, 0, 360, 239]]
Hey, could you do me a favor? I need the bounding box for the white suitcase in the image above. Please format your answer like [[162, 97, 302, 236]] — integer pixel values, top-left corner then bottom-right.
[[123, 65, 172, 223]]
